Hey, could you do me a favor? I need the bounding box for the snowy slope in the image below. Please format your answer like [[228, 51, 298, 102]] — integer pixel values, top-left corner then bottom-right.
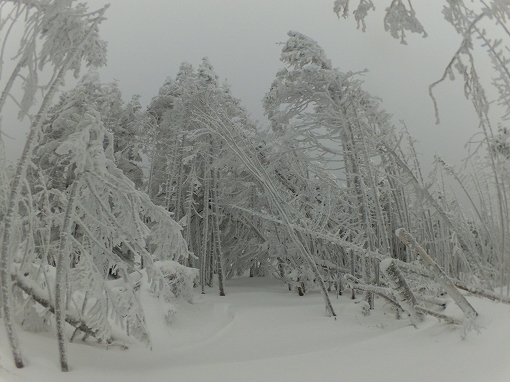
[[1, 275, 509, 382]]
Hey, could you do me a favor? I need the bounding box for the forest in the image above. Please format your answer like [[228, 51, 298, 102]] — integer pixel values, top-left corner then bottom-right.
[[0, 1, 509, 381]]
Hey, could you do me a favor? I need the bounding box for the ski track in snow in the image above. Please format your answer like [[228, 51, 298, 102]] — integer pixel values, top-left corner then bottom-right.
[[1, 275, 510, 382]]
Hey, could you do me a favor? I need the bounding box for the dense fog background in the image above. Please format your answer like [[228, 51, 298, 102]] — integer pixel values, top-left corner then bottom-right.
[[3, 0, 485, 176]]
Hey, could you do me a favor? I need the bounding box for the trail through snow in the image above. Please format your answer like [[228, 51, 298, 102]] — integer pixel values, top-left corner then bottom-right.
[[1, 275, 509, 381]]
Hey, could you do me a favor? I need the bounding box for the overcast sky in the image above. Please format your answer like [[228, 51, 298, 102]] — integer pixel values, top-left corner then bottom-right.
[[3, 0, 494, 173]]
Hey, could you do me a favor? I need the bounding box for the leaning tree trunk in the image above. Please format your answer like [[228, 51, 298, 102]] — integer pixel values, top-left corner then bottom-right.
[[396, 228, 478, 321], [387, 150, 488, 279], [380, 258, 423, 327]]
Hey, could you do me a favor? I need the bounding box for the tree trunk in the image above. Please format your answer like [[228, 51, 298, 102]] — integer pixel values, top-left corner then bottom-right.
[[387, 150, 487, 279], [212, 169, 225, 296], [344, 274, 400, 310], [200, 168, 210, 294], [380, 258, 423, 328], [396, 228, 478, 321], [207, 233, 214, 288], [55, 180, 81, 372], [13, 273, 104, 340]]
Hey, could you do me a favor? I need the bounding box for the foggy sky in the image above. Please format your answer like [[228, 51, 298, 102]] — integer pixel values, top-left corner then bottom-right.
[[3, 0, 490, 174]]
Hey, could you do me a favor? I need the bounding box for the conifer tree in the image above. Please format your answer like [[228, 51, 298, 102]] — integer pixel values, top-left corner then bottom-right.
[[146, 58, 257, 295]]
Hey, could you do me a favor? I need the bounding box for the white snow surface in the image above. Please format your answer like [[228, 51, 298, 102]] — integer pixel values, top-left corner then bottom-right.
[[1, 275, 509, 382]]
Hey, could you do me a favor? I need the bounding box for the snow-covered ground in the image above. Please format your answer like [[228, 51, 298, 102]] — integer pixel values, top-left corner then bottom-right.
[[1, 275, 509, 382]]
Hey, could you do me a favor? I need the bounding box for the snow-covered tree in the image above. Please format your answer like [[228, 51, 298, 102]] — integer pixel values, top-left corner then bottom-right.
[[146, 59, 256, 296], [259, 30, 500, 327], [20, 70, 188, 371], [112, 94, 145, 189], [0, 2, 188, 370], [263, 31, 400, 306], [0, 0, 109, 369], [336, 0, 510, 288]]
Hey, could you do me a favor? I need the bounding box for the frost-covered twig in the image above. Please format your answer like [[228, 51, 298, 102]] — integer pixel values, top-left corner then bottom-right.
[[429, 11, 486, 124]]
